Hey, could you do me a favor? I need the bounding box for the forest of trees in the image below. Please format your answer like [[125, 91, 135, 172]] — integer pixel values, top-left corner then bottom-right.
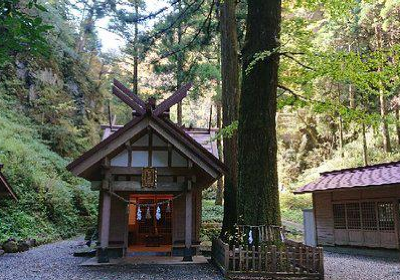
[[2, 0, 400, 242]]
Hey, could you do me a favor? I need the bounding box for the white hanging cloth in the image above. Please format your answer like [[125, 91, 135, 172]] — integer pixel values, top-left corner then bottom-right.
[[137, 206, 142, 221], [156, 206, 161, 221], [248, 229, 253, 244]]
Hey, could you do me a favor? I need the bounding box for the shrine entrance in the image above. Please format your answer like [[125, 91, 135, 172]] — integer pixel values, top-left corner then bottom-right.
[[128, 194, 173, 252]]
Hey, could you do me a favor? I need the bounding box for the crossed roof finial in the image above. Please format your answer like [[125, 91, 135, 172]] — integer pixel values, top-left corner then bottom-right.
[[112, 79, 192, 117]]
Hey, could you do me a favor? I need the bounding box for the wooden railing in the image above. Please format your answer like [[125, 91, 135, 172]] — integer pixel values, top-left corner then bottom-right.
[[212, 230, 324, 279]]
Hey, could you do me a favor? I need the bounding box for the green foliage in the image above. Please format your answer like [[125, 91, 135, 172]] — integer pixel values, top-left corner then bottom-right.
[[0, 93, 97, 243], [280, 192, 312, 224], [202, 199, 223, 223], [0, 0, 52, 64]]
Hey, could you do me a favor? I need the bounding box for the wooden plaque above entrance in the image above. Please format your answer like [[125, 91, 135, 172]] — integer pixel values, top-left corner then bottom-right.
[[142, 167, 157, 188]]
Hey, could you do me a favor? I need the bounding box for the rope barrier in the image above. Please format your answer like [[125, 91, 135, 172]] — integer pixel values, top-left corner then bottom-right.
[[107, 189, 184, 207]]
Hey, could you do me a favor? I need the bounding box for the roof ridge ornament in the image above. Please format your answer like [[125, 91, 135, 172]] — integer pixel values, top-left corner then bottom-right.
[[111, 79, 192, 118]]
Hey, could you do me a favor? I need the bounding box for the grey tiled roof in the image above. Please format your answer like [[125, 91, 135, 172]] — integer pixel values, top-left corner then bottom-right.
[[295, 161, 400, 194]]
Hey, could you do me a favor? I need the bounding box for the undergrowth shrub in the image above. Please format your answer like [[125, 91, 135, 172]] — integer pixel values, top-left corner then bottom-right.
[[0, 95, 98, 243]]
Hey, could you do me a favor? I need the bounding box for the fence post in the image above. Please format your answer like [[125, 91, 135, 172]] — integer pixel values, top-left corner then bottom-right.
[[239, 245, 243, 272], [232, 244, 236, 271], [211, 239, 215, 262], [299, 246, 304, 273], [318, 247, 325, 280], [246, 245, 250, 271], [223, 242, 229, 272], [271, 245, 277, 272]]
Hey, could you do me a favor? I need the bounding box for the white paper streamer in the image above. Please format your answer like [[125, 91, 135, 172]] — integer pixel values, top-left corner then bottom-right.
[[156, 206, 161, 221], [137, 207, 142, 221], [248, 229, 253, 244]]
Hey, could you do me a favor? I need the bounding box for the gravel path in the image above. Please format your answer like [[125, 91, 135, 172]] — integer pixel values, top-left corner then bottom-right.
[[1, 238, 399, 280], [325, 251, 400, 280], [0, 238, 223, 280]]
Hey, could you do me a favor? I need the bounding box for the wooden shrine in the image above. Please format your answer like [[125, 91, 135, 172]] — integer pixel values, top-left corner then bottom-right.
[[67, 80, 225, 262]]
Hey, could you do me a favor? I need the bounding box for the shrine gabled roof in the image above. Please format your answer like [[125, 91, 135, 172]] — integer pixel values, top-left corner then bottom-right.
[[295, 161, 400, 194], [0, 165, 17, 200], [102, 124, 219, 159], [66, 115, 226, 179], [67, 79, 226, 181]]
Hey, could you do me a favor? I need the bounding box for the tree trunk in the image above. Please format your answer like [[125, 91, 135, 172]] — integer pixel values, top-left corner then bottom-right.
[[238, 0, 281, 226], [76, 5, 95, 53], [176, 1, 184, 126], [375, 26, 391, 153], [132, 0, 139, 95], [396, 107, 400, 145], [362, 122, 368, 166], [349, 84, 355, 109], [338, 86, 344, 157], [219, 0, 239, 238], [339, 115, 344, 157], [380, 89, 391, 152], [215, 101, 223, 206]]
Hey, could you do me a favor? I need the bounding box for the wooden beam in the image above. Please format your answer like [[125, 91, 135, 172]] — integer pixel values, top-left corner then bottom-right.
[[108, 181, 184, 192], [148, 128, 153, 166], [125, 141, 132, 167], [149, 119, 219, 178], [112, 86, 146, 115], [183, 179, 193, 261], [153, 83, 192, 116], [114, 79, 146, 108], [130, 146, 168, 151], [70, 119, 148, 176], [109, 167, 194, 176], [168, 144, 172, 167]]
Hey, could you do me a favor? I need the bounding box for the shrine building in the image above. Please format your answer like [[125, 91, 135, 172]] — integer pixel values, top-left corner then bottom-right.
[[67, 80, 225, 263]]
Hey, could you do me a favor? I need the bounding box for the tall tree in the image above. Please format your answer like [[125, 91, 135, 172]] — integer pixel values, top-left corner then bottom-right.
[[219, 0, 239, 238], [132, 0, 139, 95], [238, 0, 281, 226], [176, 0, 184, 126]]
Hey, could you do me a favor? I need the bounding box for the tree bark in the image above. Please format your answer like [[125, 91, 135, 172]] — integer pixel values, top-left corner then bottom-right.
[[362, 122, 368, 166], [76, 5, 95, 53], [338, 86, 344, 157], [238, 0, 281, 226], [219, 0, 239, 238], [338, 115, 344, 157], [380, 89, 391, 152], [132, 0, 139, 95], [215, 101, 223, 206], [396, 107, 400, 145], [176, 1, 184, 126], [375, 26, 391, 153]]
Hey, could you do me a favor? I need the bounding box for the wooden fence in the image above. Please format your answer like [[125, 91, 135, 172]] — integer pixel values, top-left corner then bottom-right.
[[212, 226, 324, 280], [237, 224, 286, 244]]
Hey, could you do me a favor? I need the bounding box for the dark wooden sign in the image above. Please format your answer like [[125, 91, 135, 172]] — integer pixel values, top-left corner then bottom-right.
[[141, 167, 157, 188]]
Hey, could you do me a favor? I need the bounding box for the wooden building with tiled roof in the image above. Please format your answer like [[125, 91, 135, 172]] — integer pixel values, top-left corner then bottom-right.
[[67, 80, 225, 263], [296, 161, 400, 249], [0, 164, 17, 201]]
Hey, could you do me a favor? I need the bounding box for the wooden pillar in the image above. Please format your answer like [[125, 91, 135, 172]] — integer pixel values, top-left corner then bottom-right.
[[98, 161, 111, 263], [393, 198, 400, 249], [100, 191, 111, 248], [183, 179, 193, 261]]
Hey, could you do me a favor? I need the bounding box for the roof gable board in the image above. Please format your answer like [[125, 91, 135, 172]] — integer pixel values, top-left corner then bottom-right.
[[67, 116, 225, 179]]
